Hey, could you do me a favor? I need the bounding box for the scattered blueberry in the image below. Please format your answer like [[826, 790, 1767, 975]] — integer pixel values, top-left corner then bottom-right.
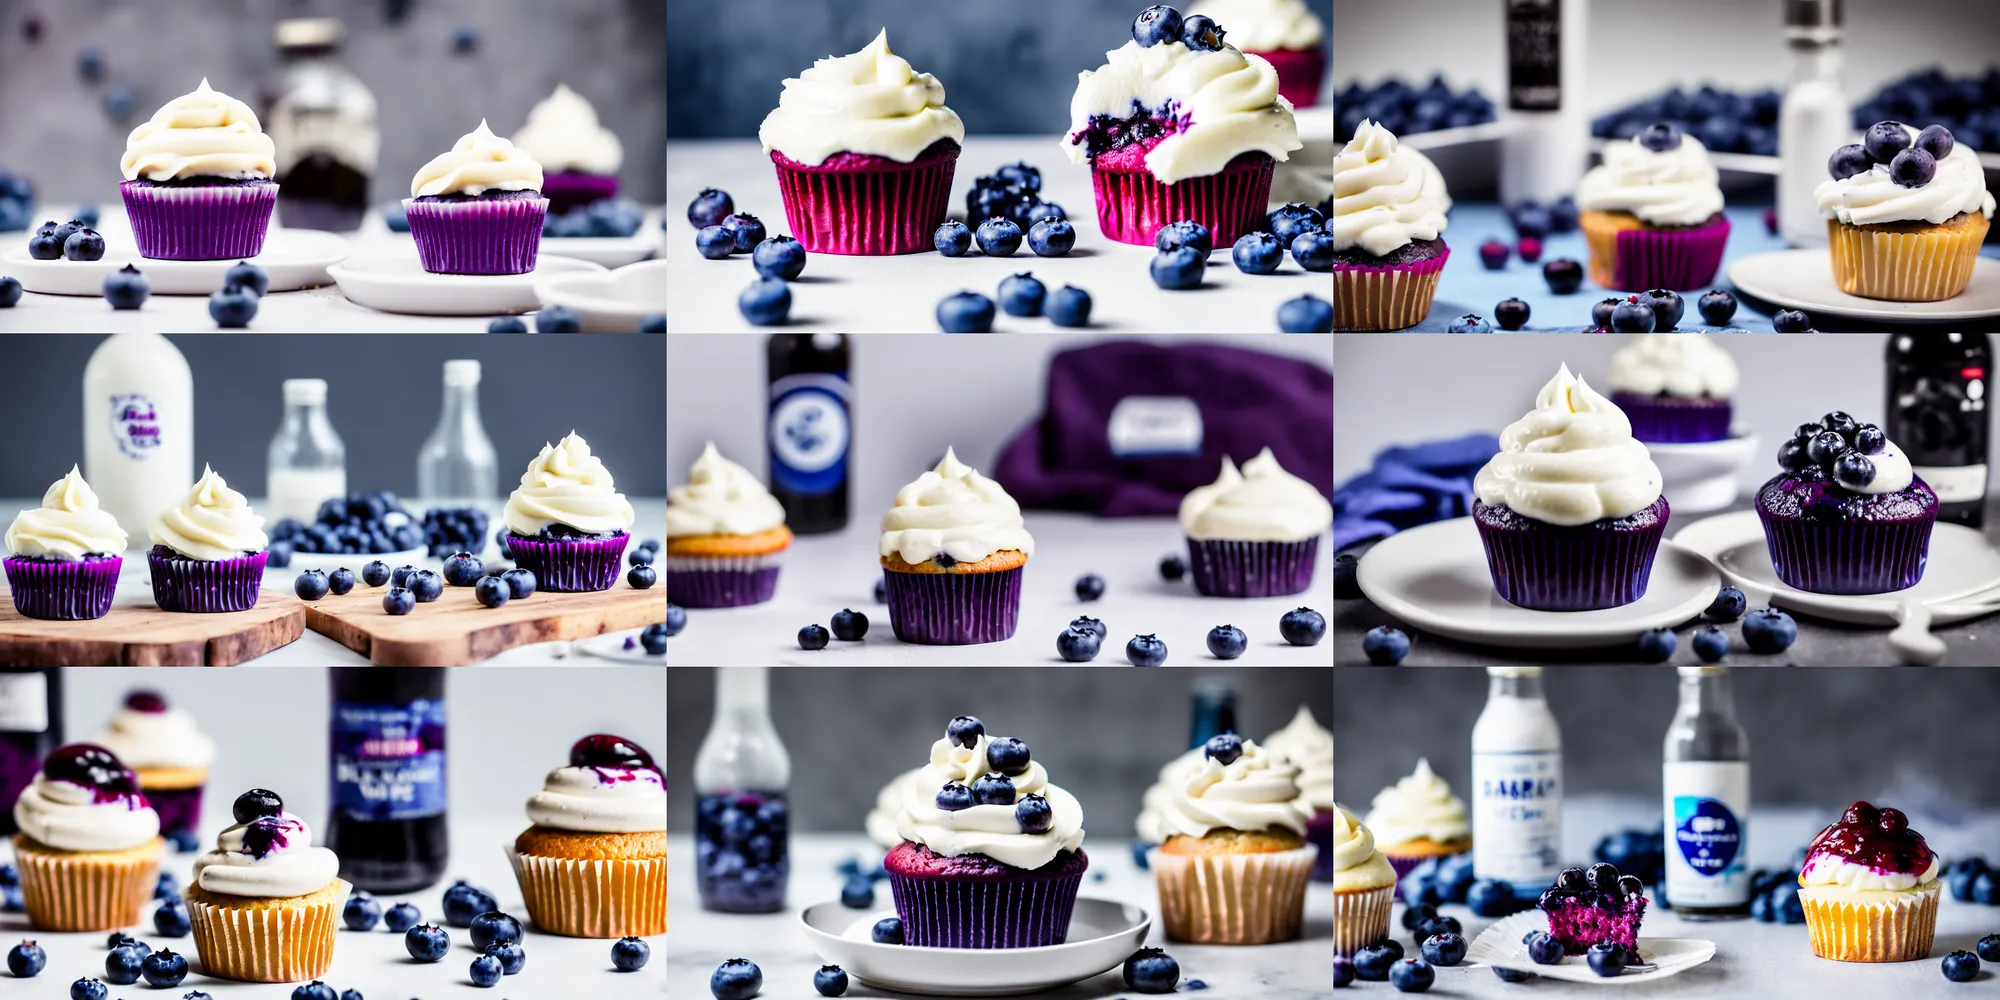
[[207, 284, 259, 328], [1978, 934, 2000, 962], [640, 622, 668, 654], [752, 235, 807, 279], [1277, 294, 1333, 332], [1526, 930, 1564, 965], [1478, 239, 1509, 270], [1447, 314, 1492, 333], [1590, 296, 1622, 331], [103, 945, 142, 985], [1205, 624, 1247, 659], [6, 940, 45, 977], [665, 603, 687, 637], [739, 276, 792, 326], [226, 260, 269, 296], [1029, 217, 1075, 256], [840, 876, 874, 909], [1232, 231, 1284, 273], [1773, 309, 1812, 332], [103, 264, 149, 309], [628, 564, 657, 589], [537, 305, 582, 332], [1705, 587, 1747, 622], [696, 225, 735, 259], [1125, 633, 1168, 666], [871, 917, 904, 944], [688, 188, 734, 229], [721, 213, 766, 253], [487, 316, 528, 333], [404, 923, 450, 962], [1363, 625, 1409, 664], [934, 220, 973, 256], [1290, 231, 1334, 271], [998, 272, 1046, 317], [1742, 608, 1798, 654], [502, 567, 536, 599], [1610, 297, 1657, 332], [976, 217, 1024, 256], [140, 949, 187, 988], [1390, 957, 1436, 992], [1943, 949, 1981, 983], [63, 228, 105, 261], [382, 587, 415, 615], [69, 979, 107, 1000], [343, 892, 382, 931], [1637, 628, 1677, 662], [1354, 943, 1399, 980], [1334, 956, 1355, 987], [1279, 607, 1326, 646], [327, 567, 355, 595], [1048, 284, 1092, 327], [1123, 947, 1180, 993], [1151, 246, 1206, 289], [814, 964, 848, 996], [1160, 554, 1186, 580], [825, 608, 868, 641], [1698, 289, 1737, 326], [1493, 296, 1531, 330], [1587, 941, 1629, 977], [1057, 625, 1102, 662], [1466, 878, 1517, 917], [937, 290, 996, 332], [1641, 288, 1685, 330], [294, 569, 330, 601], [1074, 573, 1106, 601], [1155, 220, 1214, 256], [1333, 552, 1360, 598], [468, 952, 502, 987], [384, 901, 421, 933], [0, 276, 19, 308], [1692, 626, 1729, 662]]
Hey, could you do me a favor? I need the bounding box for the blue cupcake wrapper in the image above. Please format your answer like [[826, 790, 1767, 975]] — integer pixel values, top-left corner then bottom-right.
[[3, 555, 121, 620], [882, 565, 1022, 645], [147, 549, 267, 613]]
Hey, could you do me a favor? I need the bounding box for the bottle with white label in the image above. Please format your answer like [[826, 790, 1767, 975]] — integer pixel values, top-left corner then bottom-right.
[[82, 333, 193, 545], [267, 378, 347, 524], [1471, 666, 1563, 898], [1777, 0, 1850, 248], [1499, 0, 1589, 205], [1662, 665, 1751, 917]]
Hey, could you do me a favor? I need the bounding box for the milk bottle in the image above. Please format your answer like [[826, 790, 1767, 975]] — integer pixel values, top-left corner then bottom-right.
[[82, 334, 192, 546]]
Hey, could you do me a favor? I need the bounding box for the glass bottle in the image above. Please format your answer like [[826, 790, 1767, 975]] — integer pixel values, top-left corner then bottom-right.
[[267, 378, 347, 524], [694, 667, 791, 913], [1499, 0, 1589, 205], [766, 334, 851, 535], [1662, 666, 1751, 918], [324, 667, 449, 894], [1188, 679, 1238, 750], [1471, 667, 1563, 898], [1778, 0, 1848, 248], [268, 17, 379, 232], [416, 360, 498, 503], [0, 669, 61, 838], [1886, 333, 1992, 527], [83, 333, 193, 545]]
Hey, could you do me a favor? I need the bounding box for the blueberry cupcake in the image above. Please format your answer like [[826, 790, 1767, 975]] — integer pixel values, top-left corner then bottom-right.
[[119, 79, 279, 260], [1191, 0, 1327, 108], [4, 466, 127, 621], [1798, 801, 1940, 962], [1331, 120, 1452, 330], [1472, 365, 1669, 611], [1539, 862, 1649, 955], [403, 120, 548, 275], [666, 442, 791, 608], [1150, 733, 1318, 945], [1576, 124, 1730, 291], [1363, 759, 1469, 890], [509, 735, 667, 938], [1179, 447, 1332, 598], [503, 432, 636, 593], [1262, 706, 1334, 882], [884, 716, 1088, 948], [1332, 805, 1395, 957], [1818, 122, 1996, 301], [147, 466, 270, 614], [1756, 411, 1938, 594], [511, 84, 623, 215], [1608, 334, 1740, 443], [185, 789, 348, 983], [880, 448, 1033, 645], [12, 744, 164, 932], [93, 690, 216, 853]]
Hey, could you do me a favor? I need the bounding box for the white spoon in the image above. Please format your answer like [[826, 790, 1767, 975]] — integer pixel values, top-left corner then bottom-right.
[[1890, 599, 1946, 665]]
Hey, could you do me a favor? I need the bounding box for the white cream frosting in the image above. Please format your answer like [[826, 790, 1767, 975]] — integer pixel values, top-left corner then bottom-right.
[[1179, 447, 1333, 541], [6, 467, 129, 558], [149, 466, 268, 561], [666, 442, 786, 539], [1363, 759, 1471, 849], [1151, 737, 1313, 839], [1817, 125, 1997, 226], [1191, 0, 1326, 51], [1136, 747, 1208, 845], [1333, 804, 1397, 891], [1262, 706, 1333, 811], [1061, 39, 1301, 185], [504, 432, 637, 536], [866, 766, 926, 849], [408, 120, 545, 198], [1837, 438, 1915, 496], [12, 771, 160, 853], [94, 704, 217, 773], [1577, 133, 1727, 227], [1333, 119, 1451, 256], [511, 84, 624, 176], [1800, 853, 1939, 892], [895, 732, 1085, 871], [1609, 334, 1741, 399], [1474, 365, 1665, 527], [120, 79, 276, 182], [758, 29, 965, 167], [879, 448, 1034, 565], [193, 811, 341, 898], [527, 763, 667, 834]]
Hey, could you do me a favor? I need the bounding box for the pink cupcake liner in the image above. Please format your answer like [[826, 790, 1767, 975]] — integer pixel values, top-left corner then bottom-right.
[[404, 194, 549, 275], [885, 847, 1087, 949], [505, 532, 629, 593], [147, 785, 205, 846], [1473, 498, 1669, 611], [883, 566, 1022, 645], [1089, 152, 1276, 249], [665, 552, 782, 608], [1757, 502, 1936, 595], [1251, 48, 1327, 109], [1611, 215, 1730, 292], [1610, 393, 1734, 443], [542, 171, 620, 215], [118, 180, 277, 261], [770, 141, 960, 255], [1185, 538, 1319, 598], [3, 555, 121, 621], [146, 548, 267, 614]]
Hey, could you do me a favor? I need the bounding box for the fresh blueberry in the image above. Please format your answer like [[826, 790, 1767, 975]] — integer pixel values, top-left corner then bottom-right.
[[1390, 957, 1436, 992], [739, 276, 792, 326], [27, 231, 63, 260], [946, 715, 986, 748], [1610, 298, 1657, 332], [486, 316, 528, 333], [467, 910, 521, 951], [1205, 733, 1245, 766], [1421, 931, 1469, 967], [1447, 314, 1492, 333], [720, 213, 766, 253], [640, 622, 669, 654], [406, 569, 442, 603], [871, 917, 904, 944], [841, 876, 874, 908], [1743, 608, 1798, 654], [1890, 146, 1937, 187], [1151, 246, 1206, 289], [1155, 220, 1214, 256], [1132, 5, 1184, 46], [1280, 607, 1326, 646], [1491, 296, 1532, 331], [1057, 625, 1102, 662], [628, 564, 658, 589], [1587, 941, 1629, 977], [665, 603, 687, 637], [1466, 878, 1517, 917], [405, 923, 451, 962], [1773, 309, 1812, 332], [752, 235, 807, 279], [1278, 294, 1333, 332], [384, 901, 421, 933], [1028, 217, 1075, 256], [688, 188, 735, 229], [1205, 624, 1247, 659], [1637, 627, 1677, 662], [382, 586, 415, 615], [1334, 552, 1361, 598], [1528, 259, 1582, 299], [1943, 949, 1981, 983], [829, 608, 869, 641], [104, 86, 136, 119], [934, 220, 972, 256], [468, 952, 503, 987], [1638, 122, 1684, 152], [1698, 289, 1738, 326], [935, 781, 975, 811], [1591, 296, 1623, 331], [225, 260, 269, 296], [104, 945, 142, 985], [1692, 626, 1729, 662], [0, 276, 19, 308], [1045, 284, 1092, 327], [987, 737, 1031, 776], [1641, 289, 1685, 330], [1071, 573, 1107, 602], [998, 272, 1046, 317], [696, 225, 735, 259], [6, 940, 45, 977], [343, 891, 382, 930], [814, 964, 849, 996], [1478, 239, 1509, 269], [1070, 615, 1109, 641], [937, 290, 996, 332], [1807, 428, 1848, 466], [103, 264, 149, 309], [1978, 934, 2000, 962], [1855, 423, 1887, 454], [1180, 13, 1225, 50], [1159, 554, 1187, 580], [1827, 143, 1872, 181], [63, 228, 105, 261], [1418, 915, 1463, 940], [1126, 633, 1168, 666], [1290, 231, 1335, 271], [1703, 587, 1747, 622], [1516, 236, 1544, 264], [69, 979, 108, 1000], [1232, 231, 1284, 274], [798, 623, 831, 650], [1354, 943, 1400, 980], [1269, 203, 1324, 246], [1916, 124, 1956, 161], [295, 569, 330, 601], [1834, 450, 1879, 490], [1016, 792, 1053, 833], [325, 567, 355, 596], [484, 940, 525, 975], [1864, 120, 1912, 164], [537, 305, 582, 332], [140, 949, 187, 988], [976, 217, 1024, 256], [1123, 947, 1180, 993], [1526, 930, 1565, 964], [1363, 625, 1409, 664], [499, 567, 536, 600]]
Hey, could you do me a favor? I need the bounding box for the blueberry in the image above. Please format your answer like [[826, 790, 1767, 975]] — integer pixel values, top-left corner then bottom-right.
[[1418, 915, 1462, 940], [1742, 607, 1798, 653], [443, 552, 484, 586], [70, 979, 108, 1000], [1978, 934, 2000, 962], [1827, 143, 1872, 181], [140, 949, 187, 987], [1028, 201, 1066, 225], [665, 603, 687, 637], [1180, 12, 1226, 50], [1610, 298, 1657, 332], [719, 212, 765, 253], [405, 923, 451, 962], [1864, 120, 1912, 163], [1228, 232, 1283, 275], [1123, 947, 1180, 992], [1057, 625, 1102, 662], [1354, 943, 1400, 980], [479, 940, 525, 975], [406, 569, 442, 603], [27, 232, 62, 260], [1943, 949, 1981, 983], [6, 940, 45, 977], [326, 567, 355, 596], [1641, 289, 1685, 330], [502, 567, 536, 599], [343, 891, 382, 930], [103, 264, 149, 310], [985, 737, 1032, 776], [1466, 878, 1517, 917], [1890, 146, 1937, 187], [295, 569, 330, 601], [225, 260, 269, 297], [1447, 312, 1494, 334], [104, 944, 142, 985], [382, 586, 415, 615], [1698, 289, 1738, 326], [1704, 587, 1747, 622], [151, 898, 187, 937], [1773, 309, 1812, 332], [537, 305, 582, 332], [739, 276, 792, 326], [829, 608, 868, 641], [1204, 733, 1245, 765], [935, 780, 975, 811], [1389, 957, 1437, 993], [1494, 967, 1535, 982], [1277, 294, 1333, 332], [1126, 633, 1168, 666], [1638, 123, 1684, 152], [1835, 451, 1877, 490], [233, 788, 283, 824], [840, 875, 874, 908], [871, 917, 904, 944], [933, 220, 973, 256], [1587, 941, 1629, 977], [1363, 625, 1409, 664], [1206, 624, 1247, 659], [969, 217, 1023, 257], [627, 564, 657, 589], [696, 225, 735, 259], [384, 902, 421, 933], [1132, 5, 1184, 46], [1069, 572, 1107, 602], [1591, 296, 1622, 330], [814, 964, 849, 996], [1855, 424, 1887, 454], [640, 622, 669, 654], [1807, 428, 1849, 466], [1516, 236, 1544, 264], [752, 235, 807, 279], [798, 623, 831, 650], [1478, 239, 1509, 269], [1028, 217, 1075, 256], [1916, 124, 1956, 161], [1016, 792, 1053, 833], [1510, 201, 1553, 238], [1526, 930, 1565, 964], [998, 272, 1046, 317], [64, 228, 105, 261], [1151, 246, 1206, 289], [465, 952, 502, 987], [937, 290, 996, 332], [1070, 615, 1109, 640], [688, 188, 735, 229], [1280, 607, 1326, 646], [0, 276, 19, 308], [1290, 231, 1335, 271], [1692, 626, 1729, 662], [1155, 220, 1214, 256]]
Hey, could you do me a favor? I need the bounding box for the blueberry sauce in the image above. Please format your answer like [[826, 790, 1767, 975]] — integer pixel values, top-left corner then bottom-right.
[[1805, 801, 1936, 876], [696, 791, 789, 913], [570, 734, 657, 772], [42, 743, 145, 806], [1068, 99, 1191, 158], [239, 816, 298, 859], [123, 691, 168, 713]]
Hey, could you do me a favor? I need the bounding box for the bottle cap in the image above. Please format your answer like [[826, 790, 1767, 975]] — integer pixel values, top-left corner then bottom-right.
[[282, 378, 328, 404], [443, 360, 481, 386], [1487, 666, 1543, 678], [276, 17, 343, 50], [1784, 0, 1842, 31]]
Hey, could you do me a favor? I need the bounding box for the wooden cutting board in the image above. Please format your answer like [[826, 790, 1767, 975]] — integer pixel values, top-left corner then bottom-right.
[[0, 588, 307, 666], [303, 582, 665, 666]]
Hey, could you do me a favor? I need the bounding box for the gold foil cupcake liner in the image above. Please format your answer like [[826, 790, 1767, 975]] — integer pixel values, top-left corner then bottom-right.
[[1333, 266, 1441, 332], [1148, 844, 1319, 946], [185, 881, 348, 983], [15, 839, 162, 932], [1800, 883, 1939, 963], [1827, 214, 1990, 302], [507, 846, 667, 938]]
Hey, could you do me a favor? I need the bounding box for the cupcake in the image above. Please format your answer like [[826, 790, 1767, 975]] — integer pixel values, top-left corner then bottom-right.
[[502, 432, 636, 593], [1332, 805, 1395, 957], [1061, 8, 1301, 248], [147, 466, 269, 614], [866, 767, 925, 850], [884, 716, 1088, 948], [1150, 734, 1317, 946], [118, 79, 279, 260], [403, 120, 548, 275], [12, 744, 164, 932], [1817, 122, 1996, 301], [1576, 124, 1730, 292], [1798, 801, 1940, 963], [1363, 759, 1470, 889], [1756, 411, 1938, 594], [759, 30, 964, 255], [1262, 706, 1334, 882], [1179, 447, 1332, 598], [1608, 334, 1740, 443], [1472, 365, 1669, 611], [511, 84, 623, 215], [1331, 120, 1452, 331], [93, 690, 216, 853], [509, 735, 667, 938], [665, 442, 791, 608], [1190, 0, 1327, 108], [3, 466, 127, 621], [1539, 862, 1649, 955], [184, 788, 348, 983], [879, 448, 1033, 645]]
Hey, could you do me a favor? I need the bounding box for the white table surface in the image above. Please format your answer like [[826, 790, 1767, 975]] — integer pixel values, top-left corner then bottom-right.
[[662, 138, 1332, 333], [0, 816, 663, 999], [665, 512, 1333, 666], [666, 832, 1331, 999]]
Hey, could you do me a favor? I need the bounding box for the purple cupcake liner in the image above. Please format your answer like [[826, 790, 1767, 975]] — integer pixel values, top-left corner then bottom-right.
[[543, 171, 620, 215], [506, 532, 628, 593], [1612, 215, 1730, 292], [1309, 810, 1334, 882], [665, 552, 782, 608], [1757, 504, 1936, 595], [1473, 499, 1669, 611], [887, 867, 1085, 949], [145, 784, 205, 845], [404, 194, 549, 275], [146, 548, 267, 613], [119, 179, 278, 261], [1185, 538, 1320, 598], [1610, 392, 1734, 443], [883, 566, 1023, 645], [3, 554, 121, 621]]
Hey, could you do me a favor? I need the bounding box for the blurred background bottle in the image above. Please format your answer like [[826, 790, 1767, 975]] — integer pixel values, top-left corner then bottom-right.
[[1188, 680, 1238, 749], [766, 335, 851, 535], [83, 333, 193, 544], [694, 667, 791, 913], [1472, 666, 1563, 899], [1778, 0, 1847, 248], [1499, 0, 1589, 205], [417, 360, 498, 503], [267, 378, 347, 523], [1886, 333, 1992, 527], [0, 669, 60, 838], [268, 18, 379, 232], [325, 667, 448, 894], [1662, 666, 1751, 919]]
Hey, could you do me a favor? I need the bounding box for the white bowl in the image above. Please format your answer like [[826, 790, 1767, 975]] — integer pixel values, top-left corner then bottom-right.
[[1646, 432, 1760, 514], [326, 250, 604, 316], [799, 898, 1150, 997], [534, 258, 669, 332]]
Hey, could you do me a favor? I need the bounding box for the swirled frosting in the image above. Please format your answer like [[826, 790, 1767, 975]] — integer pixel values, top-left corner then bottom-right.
[[120, 79, 276, 182], [1333, 119, 1451, 256], [1179, 447, 1333, 541], [1136, 747, 1207, 845], [504, 432, 636, 536], [193, 810, 341, 898], [879, 448, 1034, 564], [866, 766, 926, 848], [1333, 804, 1397, 892], [1474, 365, 1664, 526], [149, 466, 268, 561], [527, 763, 666, 834], [1817, 125, 1997, 226], [1801, 853, 1940, 892], [409, 120, 545, 198], [94, 697, 216, 773], [511, 84, 624, 176], [895, 730, 1085, 870], [1363, 759, 1470, 849], [759, 29, 965, 166], [1061, 39, 1301, 185], [1191, 0, 1326, 51], [6, 467, 129, 558], [667, 442, 786, 538], [12, 772, 158, 853], [1577, 133, 1726, 227], [1261, 706, 1333, 811], [1609, 334, 1741, 399], [1151, 738, 1313, 839]]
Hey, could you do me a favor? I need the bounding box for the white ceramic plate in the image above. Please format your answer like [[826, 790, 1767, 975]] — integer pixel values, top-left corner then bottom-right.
[[573, 628, 667, 663], [534, 258, 669, 332], [799, 898, 1150, 997], [1467, 911, 1717, 985], [539, 225, 663, 268], [1355, 516, 1720, 650], [1729, 249, 2000, 323], [326, 251, 605, 316], [1647, 434, 1760, 514], [0, 229, 352, 296]]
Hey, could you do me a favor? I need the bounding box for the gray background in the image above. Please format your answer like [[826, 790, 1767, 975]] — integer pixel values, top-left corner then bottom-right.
[[665, 666, 1331, 833], [664, 0, 1333, 138], [0, 334, 666, 499], [0, 0, 666, 204]]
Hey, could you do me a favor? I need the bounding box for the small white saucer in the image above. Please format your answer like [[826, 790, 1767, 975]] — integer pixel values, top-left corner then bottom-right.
[[1647, 433, 1760, 514], [1468, 911, 1716, 985], [534, 258, 668, 332], [326, 250, 605, 316], [0, 229, 352, 296], [1355, 516, 1721, 649], [1729, 249, 2000, 323], [540, 227, 663, 268], [799, 898, 1150, 997]]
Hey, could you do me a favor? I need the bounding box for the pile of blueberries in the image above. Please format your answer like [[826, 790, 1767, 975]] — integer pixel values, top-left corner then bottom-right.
[[342, 875, 650, 987], [1830, 121, 1958, 191], [686, 187, 813, 327], [0, 169, 34, 232], [542, 197, 647, 239], [1590, 85, 1782, 156], [1334, 75, 1499, 144], [269, 492, 428, 565], [25, 214, 107, 262], [1592, 828, 1668, 891], [1638, 585, 1798, 663], [963, 162, 1065, 234], [714, 946, 1188, 998], [1852, 67, 2000, 154], [1776, 410, 1899, 491], [1399, 852, 1536, 920]]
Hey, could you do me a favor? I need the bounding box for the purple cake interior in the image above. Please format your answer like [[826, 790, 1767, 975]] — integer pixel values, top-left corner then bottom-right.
[[1539, 863, 1648, 955]]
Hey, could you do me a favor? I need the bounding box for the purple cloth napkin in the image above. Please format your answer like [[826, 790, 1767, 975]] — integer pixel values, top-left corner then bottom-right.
[[1334, 433, 1500, 551], [994, 340, 1332, 516]]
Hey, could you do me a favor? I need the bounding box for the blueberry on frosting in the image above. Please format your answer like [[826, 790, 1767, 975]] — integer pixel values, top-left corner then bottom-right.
[[946, 716, 984, 749], [570, 733, 658, 772], [985, 737, 1031, 777], [1016, 793, 1054, 835], [935, 782, 974, 812], [231, 788, 283, 824], [970, 773, 1016, 807], [1203, 732, 1244, 766], [43, 744, 142, 801]]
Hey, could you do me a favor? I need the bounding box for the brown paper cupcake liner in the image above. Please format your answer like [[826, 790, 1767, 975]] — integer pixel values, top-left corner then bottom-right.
[[15, 838, 162, 932], [1333, 883, 1395, 956], [508, 847, 666, 938], [1148, 844, 1318, 946], [1827, 214, 1991, 302], [185, 881, 348, 983], [1799, 883, 1939, 962]]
